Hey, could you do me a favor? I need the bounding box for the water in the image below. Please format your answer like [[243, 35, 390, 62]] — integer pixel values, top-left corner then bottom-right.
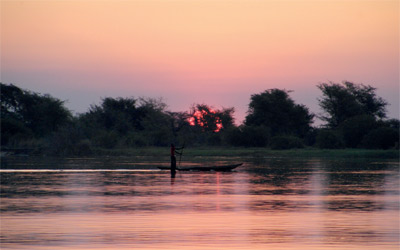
[[1, 157, 399, 249]]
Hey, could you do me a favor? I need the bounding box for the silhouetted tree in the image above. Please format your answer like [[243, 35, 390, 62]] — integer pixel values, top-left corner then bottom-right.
[[82, 97, 141, 134], [340, 115, 378, 148], [79, 96, 174, 147], [362, 127, 399, 149], [177, 104, 234, 146], [380, 118, 399, 130], [219, 107, 235, 131], [137, 98, 174, 146], [46, 117, 92, 155], [316, 130, 344, 149], [270, 135, 304, 150], [1, 83, 72, 145], [317, 81, 387, 128], [224, 125, 270, 147], [245, 89, 314, 137], [167, 111, 191, 137], [189, 104, 235, 133]]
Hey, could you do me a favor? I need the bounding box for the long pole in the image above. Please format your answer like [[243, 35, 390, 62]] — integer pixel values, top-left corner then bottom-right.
[[178, 142, 185, 167]]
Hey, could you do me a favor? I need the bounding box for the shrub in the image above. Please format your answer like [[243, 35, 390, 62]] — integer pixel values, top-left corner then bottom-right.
[[147, 129, 173, 146], [362, 127, 399, 149], [94, 130, 119, 149], [270, 135, 304, 150], [46, 123, 86, 155], [124, 132, 148, 147], [304, 128, 318, 146], [340, 115, 377, 148], [316, 130, 344, 149], [207, 133, 222, 146], [73, 140, 93, 156], [1, 118, 33, 145], [225, 126, 270, 147]]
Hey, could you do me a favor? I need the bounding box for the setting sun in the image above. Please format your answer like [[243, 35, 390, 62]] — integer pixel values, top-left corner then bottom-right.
[[188, 109, 223, 132]]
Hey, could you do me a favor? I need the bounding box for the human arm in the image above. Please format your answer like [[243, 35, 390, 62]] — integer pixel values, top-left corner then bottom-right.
[[175, 145, 184, 155]]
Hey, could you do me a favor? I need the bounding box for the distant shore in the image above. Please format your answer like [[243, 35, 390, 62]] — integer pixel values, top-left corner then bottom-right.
[[72, 147, 399, 159], [2, 147, 398, 160], [2, 147, 398, 171]]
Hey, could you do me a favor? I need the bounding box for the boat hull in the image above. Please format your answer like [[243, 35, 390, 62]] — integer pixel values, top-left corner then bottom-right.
[[158, 163, 242, 172]]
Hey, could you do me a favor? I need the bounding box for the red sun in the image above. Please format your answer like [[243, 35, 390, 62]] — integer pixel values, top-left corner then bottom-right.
[[188, 109, 223, 132]]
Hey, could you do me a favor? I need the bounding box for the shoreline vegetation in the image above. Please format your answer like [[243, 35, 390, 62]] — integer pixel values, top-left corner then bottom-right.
[[85, 147, 400, 159], [2, 82, 399, 157], [1, 147, 398, 172], [94, 147, 400, 159], [2, 147, 398, 159]]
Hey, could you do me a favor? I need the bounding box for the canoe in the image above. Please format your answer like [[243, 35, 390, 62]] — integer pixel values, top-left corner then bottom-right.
[[158, 163, 242, 172]]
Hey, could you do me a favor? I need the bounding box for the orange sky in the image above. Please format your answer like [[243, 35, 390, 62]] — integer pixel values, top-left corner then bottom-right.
[[1, 0, 399, 123]]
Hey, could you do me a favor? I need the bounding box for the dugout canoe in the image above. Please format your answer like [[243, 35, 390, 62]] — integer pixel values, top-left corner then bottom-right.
[[158, 163, 242, 172]]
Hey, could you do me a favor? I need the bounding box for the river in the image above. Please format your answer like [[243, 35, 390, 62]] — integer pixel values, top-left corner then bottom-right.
[[1, 157, 399, 249]]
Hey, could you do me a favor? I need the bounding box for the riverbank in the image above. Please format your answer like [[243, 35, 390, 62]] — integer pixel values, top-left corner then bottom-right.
[[1, 148, 398, 170], [2, 147, 398, 160], [91, 147, 399, 159]]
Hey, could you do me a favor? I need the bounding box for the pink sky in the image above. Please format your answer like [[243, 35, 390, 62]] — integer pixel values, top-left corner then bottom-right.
[[1, 1, 398, 124]]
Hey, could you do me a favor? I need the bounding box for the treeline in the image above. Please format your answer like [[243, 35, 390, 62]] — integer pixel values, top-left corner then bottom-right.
[[1, 82, 398, 155]]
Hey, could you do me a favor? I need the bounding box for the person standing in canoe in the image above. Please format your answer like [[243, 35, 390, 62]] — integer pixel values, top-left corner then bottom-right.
[[170, 143, 184, 178]]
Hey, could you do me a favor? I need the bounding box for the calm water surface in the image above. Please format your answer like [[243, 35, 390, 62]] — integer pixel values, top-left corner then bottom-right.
[[1, 157, 399, 250]]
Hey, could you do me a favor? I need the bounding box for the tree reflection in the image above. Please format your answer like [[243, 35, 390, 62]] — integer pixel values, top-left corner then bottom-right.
[[1, 159, 398, 215], [321, 160, 398, 211], [244, 159, 398, 212]]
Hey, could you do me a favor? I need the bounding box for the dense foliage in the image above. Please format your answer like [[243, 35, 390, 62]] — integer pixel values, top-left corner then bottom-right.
[[245, 89, 314, 138], [315, 81, 397, 149], [1, 83, 72, 147], [317, 81, 387, 128], [1, 82, 398, 155]]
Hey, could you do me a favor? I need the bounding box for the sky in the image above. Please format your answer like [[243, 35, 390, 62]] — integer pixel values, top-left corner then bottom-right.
[[1, 0, 399, 125]]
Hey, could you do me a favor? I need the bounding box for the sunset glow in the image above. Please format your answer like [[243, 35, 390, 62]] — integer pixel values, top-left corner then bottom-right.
[[1, 1, 398, 123], [188, 109, 223, 132], [1, 1, 399, 247]]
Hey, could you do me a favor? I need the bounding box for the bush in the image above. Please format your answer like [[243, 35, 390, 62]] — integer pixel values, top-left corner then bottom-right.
[[316, 130, 344, 149], [362, 127, 399, 149], [207, 133, 222, 146], [124, 132, 148, 147], [93, 130, 119, 149], [304, 128, 318, 146], [7, 136, 43, 152], [340, 115, 377, 148], [224, 126, 270, 147], [73, 140, 93, 156], [1, 117, 33, 145], [270, 135, 304, 150], [223, 127, 242, 146], [46, 123, 86, 155], [147, 129, 173, 146]]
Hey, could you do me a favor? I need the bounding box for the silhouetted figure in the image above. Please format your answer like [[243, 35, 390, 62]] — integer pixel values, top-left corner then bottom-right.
[[170, 143, 183, 178]]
